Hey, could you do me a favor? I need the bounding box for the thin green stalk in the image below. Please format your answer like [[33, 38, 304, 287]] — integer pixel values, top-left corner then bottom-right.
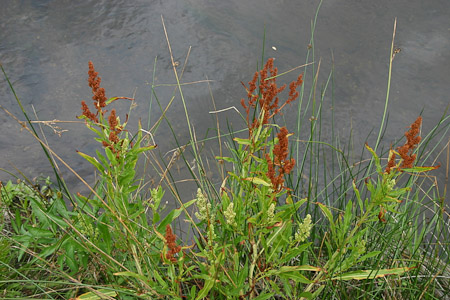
[[161, 16, 197, 159], [366, 18, 397, 177], [148, 56, 158, 130]]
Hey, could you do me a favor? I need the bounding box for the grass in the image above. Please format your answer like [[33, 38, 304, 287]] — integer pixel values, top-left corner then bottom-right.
[[0, 14, 449, 300]]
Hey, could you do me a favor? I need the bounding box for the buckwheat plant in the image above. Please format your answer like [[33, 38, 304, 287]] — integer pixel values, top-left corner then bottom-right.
[[301, 116, 440, 298], [191, 58, 322, 298], [75, 61, 161, 286]]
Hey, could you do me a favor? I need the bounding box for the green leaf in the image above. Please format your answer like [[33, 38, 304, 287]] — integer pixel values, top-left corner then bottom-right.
[[358, 251, 382, 263], [253, 293, 276, 300], [73, 289, 117, 299], [77, 151, 105, 173], [331, 266, 415, 281], [342, 200, 353, 233], [266, 266, 316, 284], [190, 286, 197, 299], [104, 146, 117, 165], [118, 169, 135, 186], [27, 227, 54, 238], [282, 265, 321, 272], [242, 177, 271, 187], [123, 185, 139, 195], [84, 121, 103, 137], [195, 276, 215, 300], [352, 181, 364, 213], [97, 218, 112, 253], [311, 285, 325, 299], [281, 243, 311, 263], [96, 150, 110, 171], [175, 198, 196, 217], [29, 199, 49, 226], [278, 271, 311, 284], [401, 165, 440, 173], [298, 292, 314, 299], [276, 198, 307, 220], [156, 199, 196, 233], [63, 239, 80, 273], [152, 212, 160, 224], [318, 202, 335, 237], [16, 237, 30, 262], [233, 137, 251, 145], [150, 186, 164, 211], [128, 207, 145, 220], [215, 156, 236, 163], [78, 250, 89, 269], [365, 143, 382, 174], [134, 145, 156, 154], [52, 197, 72, 220], [269, 280, 282, 296], [114, 271, 151, 284], [238, 259, 249, 287], [153, 269, 168, 289], [38, 238, 63, 259]]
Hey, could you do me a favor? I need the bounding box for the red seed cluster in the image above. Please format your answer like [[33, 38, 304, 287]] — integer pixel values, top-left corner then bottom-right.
[[163, 225, 181, 263], [397, 116, 422, 169], [81, 100, 98, 123], [88, 61, 107, 114], [241, 58, 303, 135], [266, 127, 295, 193], [240, 59, 301, 193], [80, 61, 125, 154], [385, 116, 423, 173], [385, 148, 397, 174]]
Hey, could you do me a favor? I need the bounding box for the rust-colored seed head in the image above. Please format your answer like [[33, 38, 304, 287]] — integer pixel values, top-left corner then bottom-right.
[[241, 58, 303, 135], [108, 132, 119, 144], [80, 61, 108, 122], [287, 74, 303, 104], [397, 116, 422, 170], [81, 100, 98, 123], [108, 109, 118, 130], [88, 61, 107, 115], [239, 59, 301, 195], [385, 148, 397, 174], [106, 109, 122, 147], [273, 127, 289, 164], [266, 126, 295, 193], [164, 225, 181, 263]]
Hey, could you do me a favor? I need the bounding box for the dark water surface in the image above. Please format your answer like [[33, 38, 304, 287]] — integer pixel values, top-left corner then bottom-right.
[[1, 0, 448, 203]]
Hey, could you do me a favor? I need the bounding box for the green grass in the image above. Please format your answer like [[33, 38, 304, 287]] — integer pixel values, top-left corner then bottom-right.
[[0, 13, 449, 300]]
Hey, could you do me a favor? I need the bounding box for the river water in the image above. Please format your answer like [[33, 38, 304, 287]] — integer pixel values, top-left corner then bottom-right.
[[1, 0, 448, 204]]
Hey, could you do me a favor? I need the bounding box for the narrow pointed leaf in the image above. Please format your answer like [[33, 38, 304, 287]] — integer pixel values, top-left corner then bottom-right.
[[77, 151, 104, 172], [242, 177, 271, 186], [331, 266, 415, 281]]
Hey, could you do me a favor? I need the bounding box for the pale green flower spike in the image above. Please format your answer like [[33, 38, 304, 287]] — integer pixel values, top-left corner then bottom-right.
[[387, 179, 396, 190], [194, 188, 211, 221], [207, 216, 216, 242], [224, 202, 237, 226], [295, 214, 312, 243], [77, 215, 99, 241]]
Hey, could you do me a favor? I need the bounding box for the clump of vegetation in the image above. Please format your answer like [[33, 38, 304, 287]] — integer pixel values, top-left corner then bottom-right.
[[0, 24, 448, 300]]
